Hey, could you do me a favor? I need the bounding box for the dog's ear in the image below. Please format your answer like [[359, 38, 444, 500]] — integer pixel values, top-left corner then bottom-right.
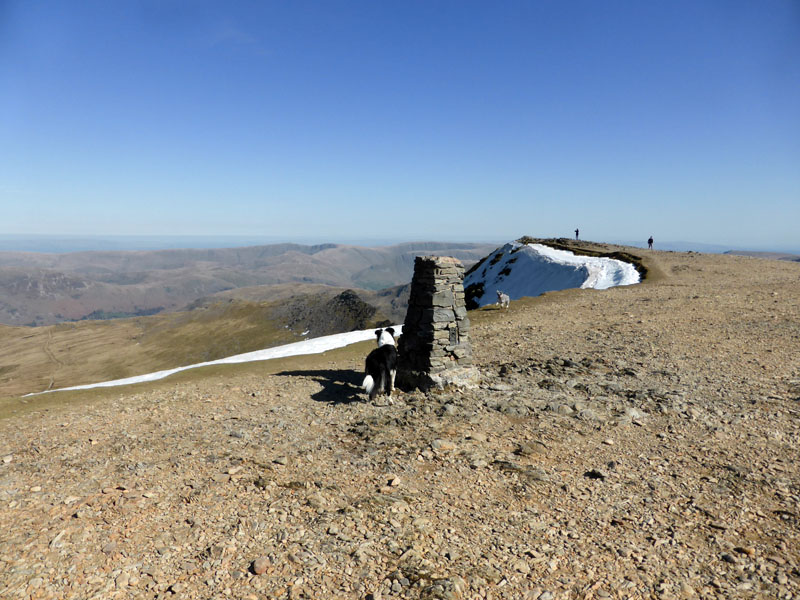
[[374, 329, 382, 338], [385, 327, 395, 337]]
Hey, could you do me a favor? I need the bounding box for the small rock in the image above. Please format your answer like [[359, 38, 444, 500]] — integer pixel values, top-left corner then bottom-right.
[[102, 541, 118, 555], [252, 556, 270, 575], [476, 565, 502, 584], [578, 408, 604, 422], [554, 403, 574, 416], [431, 439, 456, 452], [306, 492, 326, 509], [512, 558, 531, 574], [625, 407, 646, 421], [489, 383, 514, 391], [73, 506, 92, 519], [515, 441, 547, 456], [413, 517, 432, 531], [49, 530, 66, 548]]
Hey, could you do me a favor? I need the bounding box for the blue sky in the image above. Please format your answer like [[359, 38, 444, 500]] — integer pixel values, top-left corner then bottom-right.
[[2, 1, 798, 250]]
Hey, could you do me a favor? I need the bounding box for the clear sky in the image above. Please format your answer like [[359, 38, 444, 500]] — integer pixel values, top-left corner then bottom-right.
[[2, 1, 798, 250]]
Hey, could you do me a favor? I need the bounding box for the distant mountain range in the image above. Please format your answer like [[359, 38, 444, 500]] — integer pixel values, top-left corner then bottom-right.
[[618, 240, 800, 255], [0, 234, 505, 254], [722, 250, 800, 262], [0, 241, 498, 326]]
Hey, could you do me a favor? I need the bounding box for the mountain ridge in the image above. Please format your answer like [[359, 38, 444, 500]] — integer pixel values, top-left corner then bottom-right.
[[0, 241, 496, 326]]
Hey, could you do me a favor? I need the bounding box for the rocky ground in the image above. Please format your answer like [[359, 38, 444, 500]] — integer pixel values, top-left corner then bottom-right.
[[1, 247, 799, 600]]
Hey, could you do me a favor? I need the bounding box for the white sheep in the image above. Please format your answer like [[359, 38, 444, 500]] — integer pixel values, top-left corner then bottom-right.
[[496, 290, 510, 308]]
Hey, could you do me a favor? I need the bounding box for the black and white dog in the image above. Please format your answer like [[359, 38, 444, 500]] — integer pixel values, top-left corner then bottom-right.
[[362, 327, 398, 401]]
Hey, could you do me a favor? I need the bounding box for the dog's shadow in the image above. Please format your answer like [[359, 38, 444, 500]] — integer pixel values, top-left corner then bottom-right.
[[274, 368, 364, 405]]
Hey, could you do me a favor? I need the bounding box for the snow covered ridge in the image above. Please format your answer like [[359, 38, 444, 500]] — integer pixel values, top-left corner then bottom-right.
[[464, 242, 641, 308], [28, 325, 403, 395]]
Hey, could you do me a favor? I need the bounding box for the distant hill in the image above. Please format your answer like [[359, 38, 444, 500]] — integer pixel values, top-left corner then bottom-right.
[[0, 241, 495, 326], [618, 240, 800, 255], [724, 250, 800, 262], [617, 240, 734, 253]]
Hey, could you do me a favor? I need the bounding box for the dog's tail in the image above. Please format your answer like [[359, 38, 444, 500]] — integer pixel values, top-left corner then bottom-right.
[[362, 374, 375, 396]]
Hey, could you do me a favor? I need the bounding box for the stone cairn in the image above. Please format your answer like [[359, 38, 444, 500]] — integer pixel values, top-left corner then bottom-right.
[[397, 256, 480, 391]]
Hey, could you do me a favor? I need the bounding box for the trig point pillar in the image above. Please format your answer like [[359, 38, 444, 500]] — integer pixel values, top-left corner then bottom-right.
[[397, 256, 480, 391]]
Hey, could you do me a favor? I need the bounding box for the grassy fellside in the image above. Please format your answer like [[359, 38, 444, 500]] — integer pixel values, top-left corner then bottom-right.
[[0, 337, 378, 421], [0, 295, 392, 399]]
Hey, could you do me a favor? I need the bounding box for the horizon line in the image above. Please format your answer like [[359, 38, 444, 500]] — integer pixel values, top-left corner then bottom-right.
[[0, 233, 797, 255]]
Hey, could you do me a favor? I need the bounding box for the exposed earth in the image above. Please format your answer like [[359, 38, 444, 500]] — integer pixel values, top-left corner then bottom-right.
[[1, 244, 799, 599]]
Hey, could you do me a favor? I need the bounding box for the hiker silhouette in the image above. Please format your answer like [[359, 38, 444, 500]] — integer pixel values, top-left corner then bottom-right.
[[648, 236, 654, 250]]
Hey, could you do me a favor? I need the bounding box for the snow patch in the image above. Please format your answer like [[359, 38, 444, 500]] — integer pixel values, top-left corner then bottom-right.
[[29, 325, 403, 395], [465, 242, 639, 308]]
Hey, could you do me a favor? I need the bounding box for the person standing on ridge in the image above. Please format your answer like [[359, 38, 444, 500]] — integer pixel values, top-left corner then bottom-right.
[[575, 228, 579, 240], [648, 236, 654, 250]]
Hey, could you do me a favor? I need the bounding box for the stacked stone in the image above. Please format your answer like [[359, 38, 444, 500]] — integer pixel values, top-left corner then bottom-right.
[[398, 256, 479, 391]]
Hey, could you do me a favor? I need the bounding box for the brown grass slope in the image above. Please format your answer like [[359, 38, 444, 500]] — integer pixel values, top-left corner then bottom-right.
[[1, 245, 799, 599], [0, 286, 401, 398]]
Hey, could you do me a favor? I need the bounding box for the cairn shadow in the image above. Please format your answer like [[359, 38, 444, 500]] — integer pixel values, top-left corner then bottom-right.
[[275, 368, 364, 405]]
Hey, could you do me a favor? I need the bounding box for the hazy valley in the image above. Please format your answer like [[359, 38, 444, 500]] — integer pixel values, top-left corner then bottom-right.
[[0, 241, 497, 327]]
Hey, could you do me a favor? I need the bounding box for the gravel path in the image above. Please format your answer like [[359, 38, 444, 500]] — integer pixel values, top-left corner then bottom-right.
[[1, 248, 799, 600]]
